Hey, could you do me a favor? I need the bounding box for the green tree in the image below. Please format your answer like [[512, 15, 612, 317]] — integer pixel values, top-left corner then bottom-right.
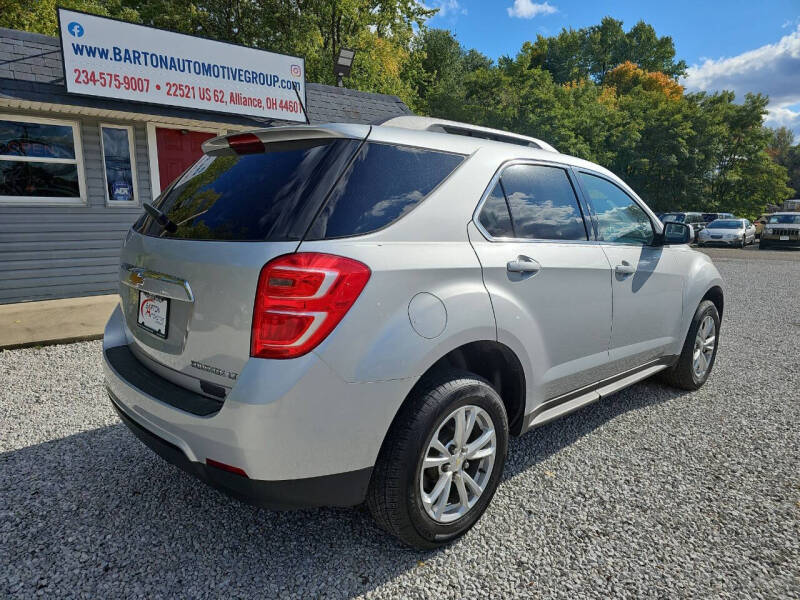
[[526, 16, 686, 84], [617, 20, 686, 79], [695, 93, 792, 216], [412, 28, 491, 116], [585, 16, 626, 81], [0, 0, 139, 36], [766, 126, 799, 200], [526, 29, 589, 84], [782, 146, 800, 200], [766, 126, 795, 164], [125, 0, 434, 104]]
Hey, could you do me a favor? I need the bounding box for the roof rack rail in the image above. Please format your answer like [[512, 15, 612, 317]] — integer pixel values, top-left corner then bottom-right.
[[377, 116, 558, 153]]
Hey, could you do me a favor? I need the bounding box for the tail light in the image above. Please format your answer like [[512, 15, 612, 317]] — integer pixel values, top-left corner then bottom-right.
[[250, 253, 371, 359]]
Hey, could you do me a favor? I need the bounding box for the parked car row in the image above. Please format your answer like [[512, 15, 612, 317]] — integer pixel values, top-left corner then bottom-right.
[[654, 210, 800, 250]]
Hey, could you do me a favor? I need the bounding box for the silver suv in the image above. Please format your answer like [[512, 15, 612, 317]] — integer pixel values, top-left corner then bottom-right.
[[104, 116, 724, 548]]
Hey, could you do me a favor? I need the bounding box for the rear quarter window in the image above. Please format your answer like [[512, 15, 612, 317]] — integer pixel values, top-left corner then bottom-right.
[[305, 143, 464, 239]]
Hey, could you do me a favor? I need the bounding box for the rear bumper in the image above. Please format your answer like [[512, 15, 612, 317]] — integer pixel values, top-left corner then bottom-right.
[[103, 305, 413, 508], [108, 390, 371, 509]]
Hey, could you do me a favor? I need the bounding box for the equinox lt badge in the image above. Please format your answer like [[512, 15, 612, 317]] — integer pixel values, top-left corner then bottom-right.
[[191, 360, 238, 380]]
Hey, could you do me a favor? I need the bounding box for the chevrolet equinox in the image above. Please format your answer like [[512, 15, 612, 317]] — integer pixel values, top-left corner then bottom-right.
[[104, 116, 724, 548]]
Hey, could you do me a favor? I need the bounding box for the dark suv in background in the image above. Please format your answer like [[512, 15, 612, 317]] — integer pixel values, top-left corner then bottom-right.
[[661, 212, 707, 241]]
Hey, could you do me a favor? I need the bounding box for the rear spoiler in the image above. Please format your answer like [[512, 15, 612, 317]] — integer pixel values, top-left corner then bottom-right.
[[201, 124, 370, 155]]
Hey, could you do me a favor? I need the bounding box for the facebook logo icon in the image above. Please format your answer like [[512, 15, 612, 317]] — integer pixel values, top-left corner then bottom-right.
[[67, 22, 84, 37]]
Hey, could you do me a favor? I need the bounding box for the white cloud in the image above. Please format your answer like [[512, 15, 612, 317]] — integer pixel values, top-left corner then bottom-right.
[[684, 25, 800, 134], [507, 0, 557, 19], [765, 104, 800, 134], [428, 0, 467, 18]]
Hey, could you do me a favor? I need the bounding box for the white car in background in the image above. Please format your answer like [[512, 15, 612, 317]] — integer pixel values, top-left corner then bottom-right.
[[697, 219, 756, 248]]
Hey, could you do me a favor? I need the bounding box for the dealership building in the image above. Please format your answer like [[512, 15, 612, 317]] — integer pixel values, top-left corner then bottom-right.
[[0, 22, 412, 304]]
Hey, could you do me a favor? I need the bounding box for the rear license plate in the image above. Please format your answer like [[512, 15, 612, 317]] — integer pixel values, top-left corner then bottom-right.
[[137, 291, 169, 338], [780, 235, 790, 241]]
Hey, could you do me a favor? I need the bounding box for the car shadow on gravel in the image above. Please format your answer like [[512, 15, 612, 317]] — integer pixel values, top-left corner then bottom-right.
[[1, 421, 429, 598], [1, 379, 691, 598], [502, 379, 690, 482]]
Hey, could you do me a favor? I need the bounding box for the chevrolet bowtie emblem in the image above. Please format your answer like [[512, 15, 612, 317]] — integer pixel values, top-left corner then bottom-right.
[[129, 271, 144, 286]]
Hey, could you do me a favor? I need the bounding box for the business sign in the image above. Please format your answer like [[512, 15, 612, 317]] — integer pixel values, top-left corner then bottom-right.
[[58, 9, 307, 122]]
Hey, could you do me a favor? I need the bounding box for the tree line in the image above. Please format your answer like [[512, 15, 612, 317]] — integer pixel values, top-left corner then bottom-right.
[[3, 1, 795, 216]]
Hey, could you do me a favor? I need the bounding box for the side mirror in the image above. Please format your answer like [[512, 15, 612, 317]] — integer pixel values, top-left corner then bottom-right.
[[663, 222, 691, 244]]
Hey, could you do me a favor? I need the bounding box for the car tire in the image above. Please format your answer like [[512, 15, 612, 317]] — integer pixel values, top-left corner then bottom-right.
[[660, 300, 720, 391], [740, 236, 746, 249], [366, 369, 509, 549]]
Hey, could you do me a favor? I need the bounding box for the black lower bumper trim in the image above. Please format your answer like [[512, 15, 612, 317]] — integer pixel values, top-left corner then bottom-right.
[[108, 390, 372, 510], [105, 345, 222, 416]]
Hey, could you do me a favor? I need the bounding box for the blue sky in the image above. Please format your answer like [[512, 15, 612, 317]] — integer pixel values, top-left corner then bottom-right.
[[426, 0, 800, 135]]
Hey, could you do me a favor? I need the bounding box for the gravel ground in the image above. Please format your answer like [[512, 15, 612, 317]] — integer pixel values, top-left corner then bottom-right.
[[2, 251, 799, 599], [697, 243, 800, 262]]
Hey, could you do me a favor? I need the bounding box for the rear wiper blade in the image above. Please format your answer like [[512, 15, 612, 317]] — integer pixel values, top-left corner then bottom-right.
[[143, 203, 178, 233], [175, 209, 208, 227]]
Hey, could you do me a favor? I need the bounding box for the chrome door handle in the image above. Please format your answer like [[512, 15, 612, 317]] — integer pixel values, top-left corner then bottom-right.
[[615, 262, 635, 275], [507, 258, 540, 273]]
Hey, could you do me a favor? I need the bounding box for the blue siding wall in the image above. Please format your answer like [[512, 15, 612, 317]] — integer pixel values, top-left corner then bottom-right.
[[0, 109, 150, 303]]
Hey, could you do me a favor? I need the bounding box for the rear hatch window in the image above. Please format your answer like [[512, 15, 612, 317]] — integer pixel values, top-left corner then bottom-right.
[[138, 139, 361, 241], [137, 138, 464, 241]]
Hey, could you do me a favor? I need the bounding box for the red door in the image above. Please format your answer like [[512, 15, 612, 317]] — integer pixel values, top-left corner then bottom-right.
[[155, 128, 217, 190]]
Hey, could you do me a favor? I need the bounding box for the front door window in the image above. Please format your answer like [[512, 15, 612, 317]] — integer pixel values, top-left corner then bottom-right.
[[578, 172, 654, 245]]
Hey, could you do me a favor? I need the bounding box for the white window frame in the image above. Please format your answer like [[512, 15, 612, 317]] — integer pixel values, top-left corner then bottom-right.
[[146, 122, 226, 198], [0, 114, 87, 206], [99, 123, 139, 207]]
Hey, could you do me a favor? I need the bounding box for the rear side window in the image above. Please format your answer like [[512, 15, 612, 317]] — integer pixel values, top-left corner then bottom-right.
[[306, 143, 464, 239], [498, 164, 588, 240], [138, 139, 361, 241], [477, 183, 514, 238]]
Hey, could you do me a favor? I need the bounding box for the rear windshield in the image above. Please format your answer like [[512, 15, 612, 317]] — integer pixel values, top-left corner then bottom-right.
[[138, 140, 464, 241], [139, 139, 360, 241], [707, 220, 741, 228]]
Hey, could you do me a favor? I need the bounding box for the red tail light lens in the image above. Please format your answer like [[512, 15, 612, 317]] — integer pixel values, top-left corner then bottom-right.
[[250, 253, 371, 359]]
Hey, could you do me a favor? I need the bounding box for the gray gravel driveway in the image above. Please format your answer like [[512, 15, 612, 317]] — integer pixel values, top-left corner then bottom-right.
[[2, 251, 799, 599]]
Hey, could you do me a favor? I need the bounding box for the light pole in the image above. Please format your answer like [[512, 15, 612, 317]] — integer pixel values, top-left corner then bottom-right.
[[335, 48, 355, 87]]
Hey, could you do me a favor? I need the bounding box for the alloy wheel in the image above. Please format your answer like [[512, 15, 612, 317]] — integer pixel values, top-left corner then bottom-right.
[[419, 405, 497, 523], [692, 314, 716, 378]]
